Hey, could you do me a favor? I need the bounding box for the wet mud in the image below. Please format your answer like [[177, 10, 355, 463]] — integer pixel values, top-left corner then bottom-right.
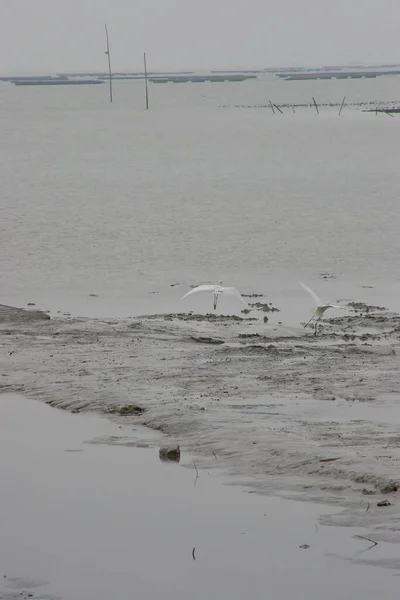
[[0, 576, 58, 600], [138, 312, 257, 322], [2, 303, 400, 536]]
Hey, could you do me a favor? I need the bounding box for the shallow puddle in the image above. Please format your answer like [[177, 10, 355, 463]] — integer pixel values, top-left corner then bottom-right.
[[0, 394, 399, 599]]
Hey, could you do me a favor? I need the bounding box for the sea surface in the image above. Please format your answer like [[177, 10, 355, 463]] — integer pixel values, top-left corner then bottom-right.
[[2, 75, 400, 577], [1, 75, 400, 318]]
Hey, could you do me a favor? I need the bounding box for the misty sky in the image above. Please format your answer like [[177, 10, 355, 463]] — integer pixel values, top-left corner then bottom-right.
[[1, 0, 399, 73]]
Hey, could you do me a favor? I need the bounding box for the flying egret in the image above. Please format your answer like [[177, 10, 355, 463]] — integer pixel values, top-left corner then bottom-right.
[[181, 285, 247, 311], [299, 281, 342, 336]]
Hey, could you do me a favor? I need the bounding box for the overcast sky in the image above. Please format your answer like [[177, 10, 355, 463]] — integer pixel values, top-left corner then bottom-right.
[[1, 0, 399, 73]]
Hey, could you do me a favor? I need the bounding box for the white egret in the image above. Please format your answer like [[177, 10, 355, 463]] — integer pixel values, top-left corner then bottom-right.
[[299, 281, 342, 336], [181, 285, 246, 311]]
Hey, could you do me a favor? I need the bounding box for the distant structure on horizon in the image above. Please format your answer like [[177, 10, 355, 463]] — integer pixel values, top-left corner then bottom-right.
[[275, 68, 400, 81], [2, 63, 400, 87], [149, 74, 257, 83]]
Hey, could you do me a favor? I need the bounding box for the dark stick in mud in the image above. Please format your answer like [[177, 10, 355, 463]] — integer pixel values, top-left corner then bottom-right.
[[104, 24, 113, 103], [193, 461, 199, 486], [274, 104, 284, 114], [354, 535, 378, 553], [339, 96, 346, 116], [312, 96, 319, 115], [144, 52, 149, 110], [192, 547, 196, 560], [269, 100, 276, 114]]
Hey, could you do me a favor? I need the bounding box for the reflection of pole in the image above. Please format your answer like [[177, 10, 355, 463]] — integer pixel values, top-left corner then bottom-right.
[[339, 96, 346, 116], [269, 99, 275, 114], [104, 24, 113, 102], [144, 52, 149, 110]]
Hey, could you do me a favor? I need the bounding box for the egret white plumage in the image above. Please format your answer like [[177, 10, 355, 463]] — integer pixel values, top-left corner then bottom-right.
[[299, 281, 342, 336], [181, 284, 246, 311]]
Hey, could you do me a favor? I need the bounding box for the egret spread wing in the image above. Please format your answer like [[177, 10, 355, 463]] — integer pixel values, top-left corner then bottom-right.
[[328, 303, 342, 309], [181, 285, 218, 299], [222, 287, 247, 305], [299, 281, 321, 306]]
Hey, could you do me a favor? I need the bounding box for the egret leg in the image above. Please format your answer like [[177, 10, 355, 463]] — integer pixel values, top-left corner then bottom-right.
[[314, 316, 322, 337], [213, 294, 218, 311]]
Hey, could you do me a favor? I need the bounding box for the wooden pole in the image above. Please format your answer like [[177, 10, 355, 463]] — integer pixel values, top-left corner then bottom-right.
[[104, 24, 113, 103], [292, 105, 295, 114], [339, 96, 346, 116], [273, 104, 283, 114], [312, 96, 319, 114], [144, 52, 149, 110], [269, 100, 276, 115]]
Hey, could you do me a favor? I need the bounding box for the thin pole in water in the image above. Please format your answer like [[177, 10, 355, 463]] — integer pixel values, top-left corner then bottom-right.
[[273, 103, 283, 114], [312, 96, 319, 114], [144, 52, 149, 110], [104, 24, 113, 103], [339, 96, 346, 116], [269, 100, 276, 115]]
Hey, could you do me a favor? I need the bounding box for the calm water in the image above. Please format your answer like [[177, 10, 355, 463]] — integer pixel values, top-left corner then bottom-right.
[[1, 394, 399, 600], [1, 76, 400, 317]]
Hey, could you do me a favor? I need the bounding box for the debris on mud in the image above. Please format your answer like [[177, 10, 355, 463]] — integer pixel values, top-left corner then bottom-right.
[[189, 336, 224, 345], [242, 293, 264, 298], [109, 404, 145, 416], [238, 333, 263, 339], [347, 301, 387, 312], [229, 344, 281, 355], [377, 500, 391, 507], [249, 302, 280, 313], [159, 444, 181, 462]]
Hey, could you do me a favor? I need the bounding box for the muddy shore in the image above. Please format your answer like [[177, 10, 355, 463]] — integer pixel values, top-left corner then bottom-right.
[[1, 301, 400, 538]]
